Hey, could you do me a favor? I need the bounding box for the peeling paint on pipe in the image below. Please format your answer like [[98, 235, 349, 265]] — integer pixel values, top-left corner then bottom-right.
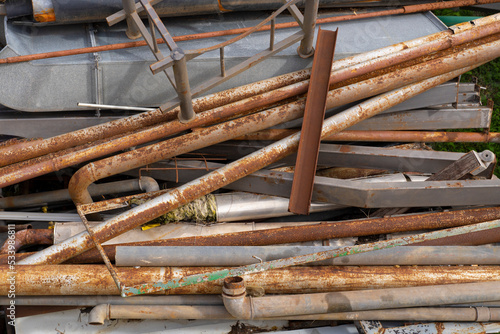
[[3, 265, 500, 295]]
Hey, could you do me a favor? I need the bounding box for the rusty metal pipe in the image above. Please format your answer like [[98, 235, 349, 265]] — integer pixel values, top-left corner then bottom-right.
[[3, 265, 500, 296], [0, 178, 158, 209], [68, 37, 500, 207], [4, 14, 500, 171], [20, 65, 480, 265], [222, 277, 500, 319], [88, 304, 500, 323], [66, 98, 308, 207], [0, 79, 308, 188], [0, 68, 310, 168], [66, 206, 500, 264], [0, 229, 53, 254], [238, 130, 500, 143]]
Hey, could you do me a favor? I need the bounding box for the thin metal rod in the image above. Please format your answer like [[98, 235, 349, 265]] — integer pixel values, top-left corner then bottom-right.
[[219, 47, 226, 77], [77, 103, 156, 111], [77, 207, 123, 293], [270, 19, 275, 51]]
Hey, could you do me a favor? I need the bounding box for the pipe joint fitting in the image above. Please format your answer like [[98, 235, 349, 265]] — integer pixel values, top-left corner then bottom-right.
[[222, 276, 254, 319], [88, 304, 110, 325]]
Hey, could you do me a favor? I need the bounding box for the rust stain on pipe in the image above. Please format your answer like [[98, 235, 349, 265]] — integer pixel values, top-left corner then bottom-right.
[[237, 130, 500, 143], [2, 265, 500, 296], [64, 207, 500, 264], [0, 229, 53, 254], [289, 28, 337, 215], [67, 35, 500, 206]]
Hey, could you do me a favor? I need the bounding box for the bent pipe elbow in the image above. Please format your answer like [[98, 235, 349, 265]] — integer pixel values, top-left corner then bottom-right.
[[68, 164, 100, 205], [222, 277, 253, 319], [139, 176, 160, 193], [88, 304, 110, 325]]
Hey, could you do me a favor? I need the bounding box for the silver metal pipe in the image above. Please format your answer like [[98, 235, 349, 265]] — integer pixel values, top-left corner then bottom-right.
[[114, 246, 500, 267], [297, 0, 319, 58], [0, 177, 159, 209], [19, 65, 481, 265], [121, 0, 141, 39], [0, 295, 221, 307], [52, 221, 333, 245], [88, 304, 500, 324], [172, 48, 196, 123], [222, 277, 500, 319], [215, 192, 342, 222]]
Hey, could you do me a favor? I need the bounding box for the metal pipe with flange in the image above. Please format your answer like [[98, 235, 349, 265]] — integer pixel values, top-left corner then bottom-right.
[[87, 304, 500, 323]]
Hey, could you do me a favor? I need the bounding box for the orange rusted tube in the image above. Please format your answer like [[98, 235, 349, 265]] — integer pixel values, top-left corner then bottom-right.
[[2, 265, 500, 295], [0, 229, 53, 254], [67, 206, 500, 264], [237, 130, 500, 143], [68, 35, 500, 206], [1, 0, 497, 66], [2, 13, 499, 172], [0, 80, 309, 189], [0, 69, 310, 169]]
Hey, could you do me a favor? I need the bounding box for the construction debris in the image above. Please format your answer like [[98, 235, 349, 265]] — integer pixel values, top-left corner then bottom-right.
[[1, 1, 500, 333]]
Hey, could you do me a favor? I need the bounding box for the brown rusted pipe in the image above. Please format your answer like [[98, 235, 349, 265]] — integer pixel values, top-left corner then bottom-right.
[[3, 265, 500, 295], [3, 14, 500, 170], [0, 229, 53, 254], [0, 80, 309, 188], [1, 0, 497, 66], [68, 36, 500, 206], [69, 207, 500, 264], [19, 65, 486, 265], [0, 69, 310, 169], [237, 130, 500, 143]]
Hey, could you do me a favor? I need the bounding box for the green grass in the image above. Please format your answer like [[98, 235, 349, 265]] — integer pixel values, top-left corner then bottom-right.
[[430, 9, 500, 177]]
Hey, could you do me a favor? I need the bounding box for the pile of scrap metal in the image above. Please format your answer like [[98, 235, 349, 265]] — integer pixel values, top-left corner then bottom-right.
[[1, 0, 500, 333]]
